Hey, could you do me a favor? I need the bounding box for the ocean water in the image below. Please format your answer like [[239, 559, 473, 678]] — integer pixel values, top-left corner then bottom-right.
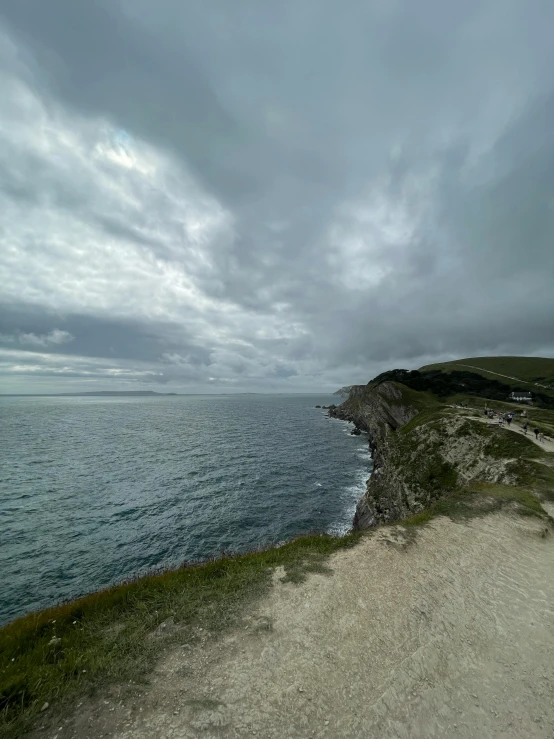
[[0, 394, 371, 625]]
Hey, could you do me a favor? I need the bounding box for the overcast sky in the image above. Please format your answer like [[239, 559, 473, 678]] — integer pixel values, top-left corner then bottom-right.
[[1, 0, 553, 394]]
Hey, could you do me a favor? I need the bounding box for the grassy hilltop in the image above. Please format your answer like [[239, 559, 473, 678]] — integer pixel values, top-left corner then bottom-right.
[[420, 356, 554, 395]]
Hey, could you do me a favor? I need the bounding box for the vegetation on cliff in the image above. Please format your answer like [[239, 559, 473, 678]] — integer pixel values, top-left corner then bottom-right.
[[331, 366, 554, 531], [370, 367, 554, 408]]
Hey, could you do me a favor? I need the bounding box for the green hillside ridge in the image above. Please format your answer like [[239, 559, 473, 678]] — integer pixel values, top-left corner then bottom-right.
[[420, 356, 554, 395], [367, 366, 554, 409]]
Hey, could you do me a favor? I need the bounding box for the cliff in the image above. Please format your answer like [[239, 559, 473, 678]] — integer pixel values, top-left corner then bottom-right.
[[330, 381, 418, 440], [333, 385, 354, 398], [331, 380, 540, 529], [330, 380, 419, 527]]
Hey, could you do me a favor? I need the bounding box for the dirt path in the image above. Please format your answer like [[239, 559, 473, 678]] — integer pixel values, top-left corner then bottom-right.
[[466, 414, 554, 453], [56, 511, 554, 739], [455, 363, 527, 383]]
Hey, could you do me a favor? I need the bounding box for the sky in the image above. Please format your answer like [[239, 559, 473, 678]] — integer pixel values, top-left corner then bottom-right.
[[1, 0, 554, 394]]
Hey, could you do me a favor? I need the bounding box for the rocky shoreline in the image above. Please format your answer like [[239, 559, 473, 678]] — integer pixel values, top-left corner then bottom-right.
[[327, 382, 419, 529]]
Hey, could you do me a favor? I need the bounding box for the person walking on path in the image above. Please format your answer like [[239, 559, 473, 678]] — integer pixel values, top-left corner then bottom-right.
[[523, 423, 528, 435], [534, 427, 540, 439]]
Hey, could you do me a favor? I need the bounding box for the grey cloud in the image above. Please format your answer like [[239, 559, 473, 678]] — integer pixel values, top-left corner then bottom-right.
[[0, 305, 211, 364], [1, 0, 554, 393]]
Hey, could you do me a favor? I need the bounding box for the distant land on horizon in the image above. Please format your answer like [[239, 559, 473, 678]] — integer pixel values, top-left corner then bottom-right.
[[0, 391, 179, 397], [0, 391, 331, 398]]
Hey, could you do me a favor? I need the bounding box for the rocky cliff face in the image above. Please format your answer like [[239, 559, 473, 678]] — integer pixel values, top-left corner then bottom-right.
[[330, 381, 418, 441], [332, 382, 520, 530], [330, 381, 419, 528]]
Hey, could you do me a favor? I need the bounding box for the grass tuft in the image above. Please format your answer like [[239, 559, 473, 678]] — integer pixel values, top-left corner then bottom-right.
[[401, 510, 434, 527]]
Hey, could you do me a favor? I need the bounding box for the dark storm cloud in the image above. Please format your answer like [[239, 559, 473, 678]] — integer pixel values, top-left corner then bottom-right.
[[1, 0, 554, 392]]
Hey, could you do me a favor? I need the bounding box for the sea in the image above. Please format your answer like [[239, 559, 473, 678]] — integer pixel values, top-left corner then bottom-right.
[[0, 394, 371, 626]]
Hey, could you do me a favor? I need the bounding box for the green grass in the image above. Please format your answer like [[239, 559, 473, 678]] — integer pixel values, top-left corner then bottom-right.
[[0, 532, 362, 739], [469, 482, 547, 515], [399, 404, 453, 434], [522, 459, 554, 504], [392, 384, 441, 413], [420, 356, 554, 396], [402, 482, 549, 529], [484, 430, 539, 459], [401, 510, 434, 526], [445, 394, 519, 412]]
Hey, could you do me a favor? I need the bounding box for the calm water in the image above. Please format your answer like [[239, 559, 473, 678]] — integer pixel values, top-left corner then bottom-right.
[[0, 394, 370, 625]]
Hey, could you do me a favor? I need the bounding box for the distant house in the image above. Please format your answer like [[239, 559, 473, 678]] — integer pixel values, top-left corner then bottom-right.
[[509, 390, 532, 402]]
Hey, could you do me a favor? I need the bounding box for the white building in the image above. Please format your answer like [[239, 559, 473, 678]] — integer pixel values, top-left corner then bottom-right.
[[509, 391, 532, 402]]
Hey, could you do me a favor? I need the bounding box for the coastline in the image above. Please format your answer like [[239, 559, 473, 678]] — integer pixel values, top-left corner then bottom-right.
[[322, 407, 374, 535], [0, 532, 362, 739]]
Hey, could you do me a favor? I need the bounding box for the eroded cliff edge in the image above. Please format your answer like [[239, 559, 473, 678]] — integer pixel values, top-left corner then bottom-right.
[[330, 380, 420, 528], [330, 380, 536, 530]]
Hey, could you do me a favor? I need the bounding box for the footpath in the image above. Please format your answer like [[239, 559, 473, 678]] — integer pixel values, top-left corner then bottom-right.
[[37, 515, 554, 739], [463, 411, 554, 454]]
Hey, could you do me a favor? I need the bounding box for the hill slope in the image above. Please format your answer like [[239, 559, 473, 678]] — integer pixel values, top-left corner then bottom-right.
[[420, 356, 554, 394]]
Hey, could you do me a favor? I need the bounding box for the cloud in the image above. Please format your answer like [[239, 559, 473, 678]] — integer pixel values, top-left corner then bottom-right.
[[0, 1, 553, 393], [0, 346, 161, 381], [18, 329, 75, 347]]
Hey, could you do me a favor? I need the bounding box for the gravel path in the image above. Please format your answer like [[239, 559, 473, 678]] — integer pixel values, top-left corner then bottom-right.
[[466, 414, 554, 453], [59, 511, 554, 739]]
